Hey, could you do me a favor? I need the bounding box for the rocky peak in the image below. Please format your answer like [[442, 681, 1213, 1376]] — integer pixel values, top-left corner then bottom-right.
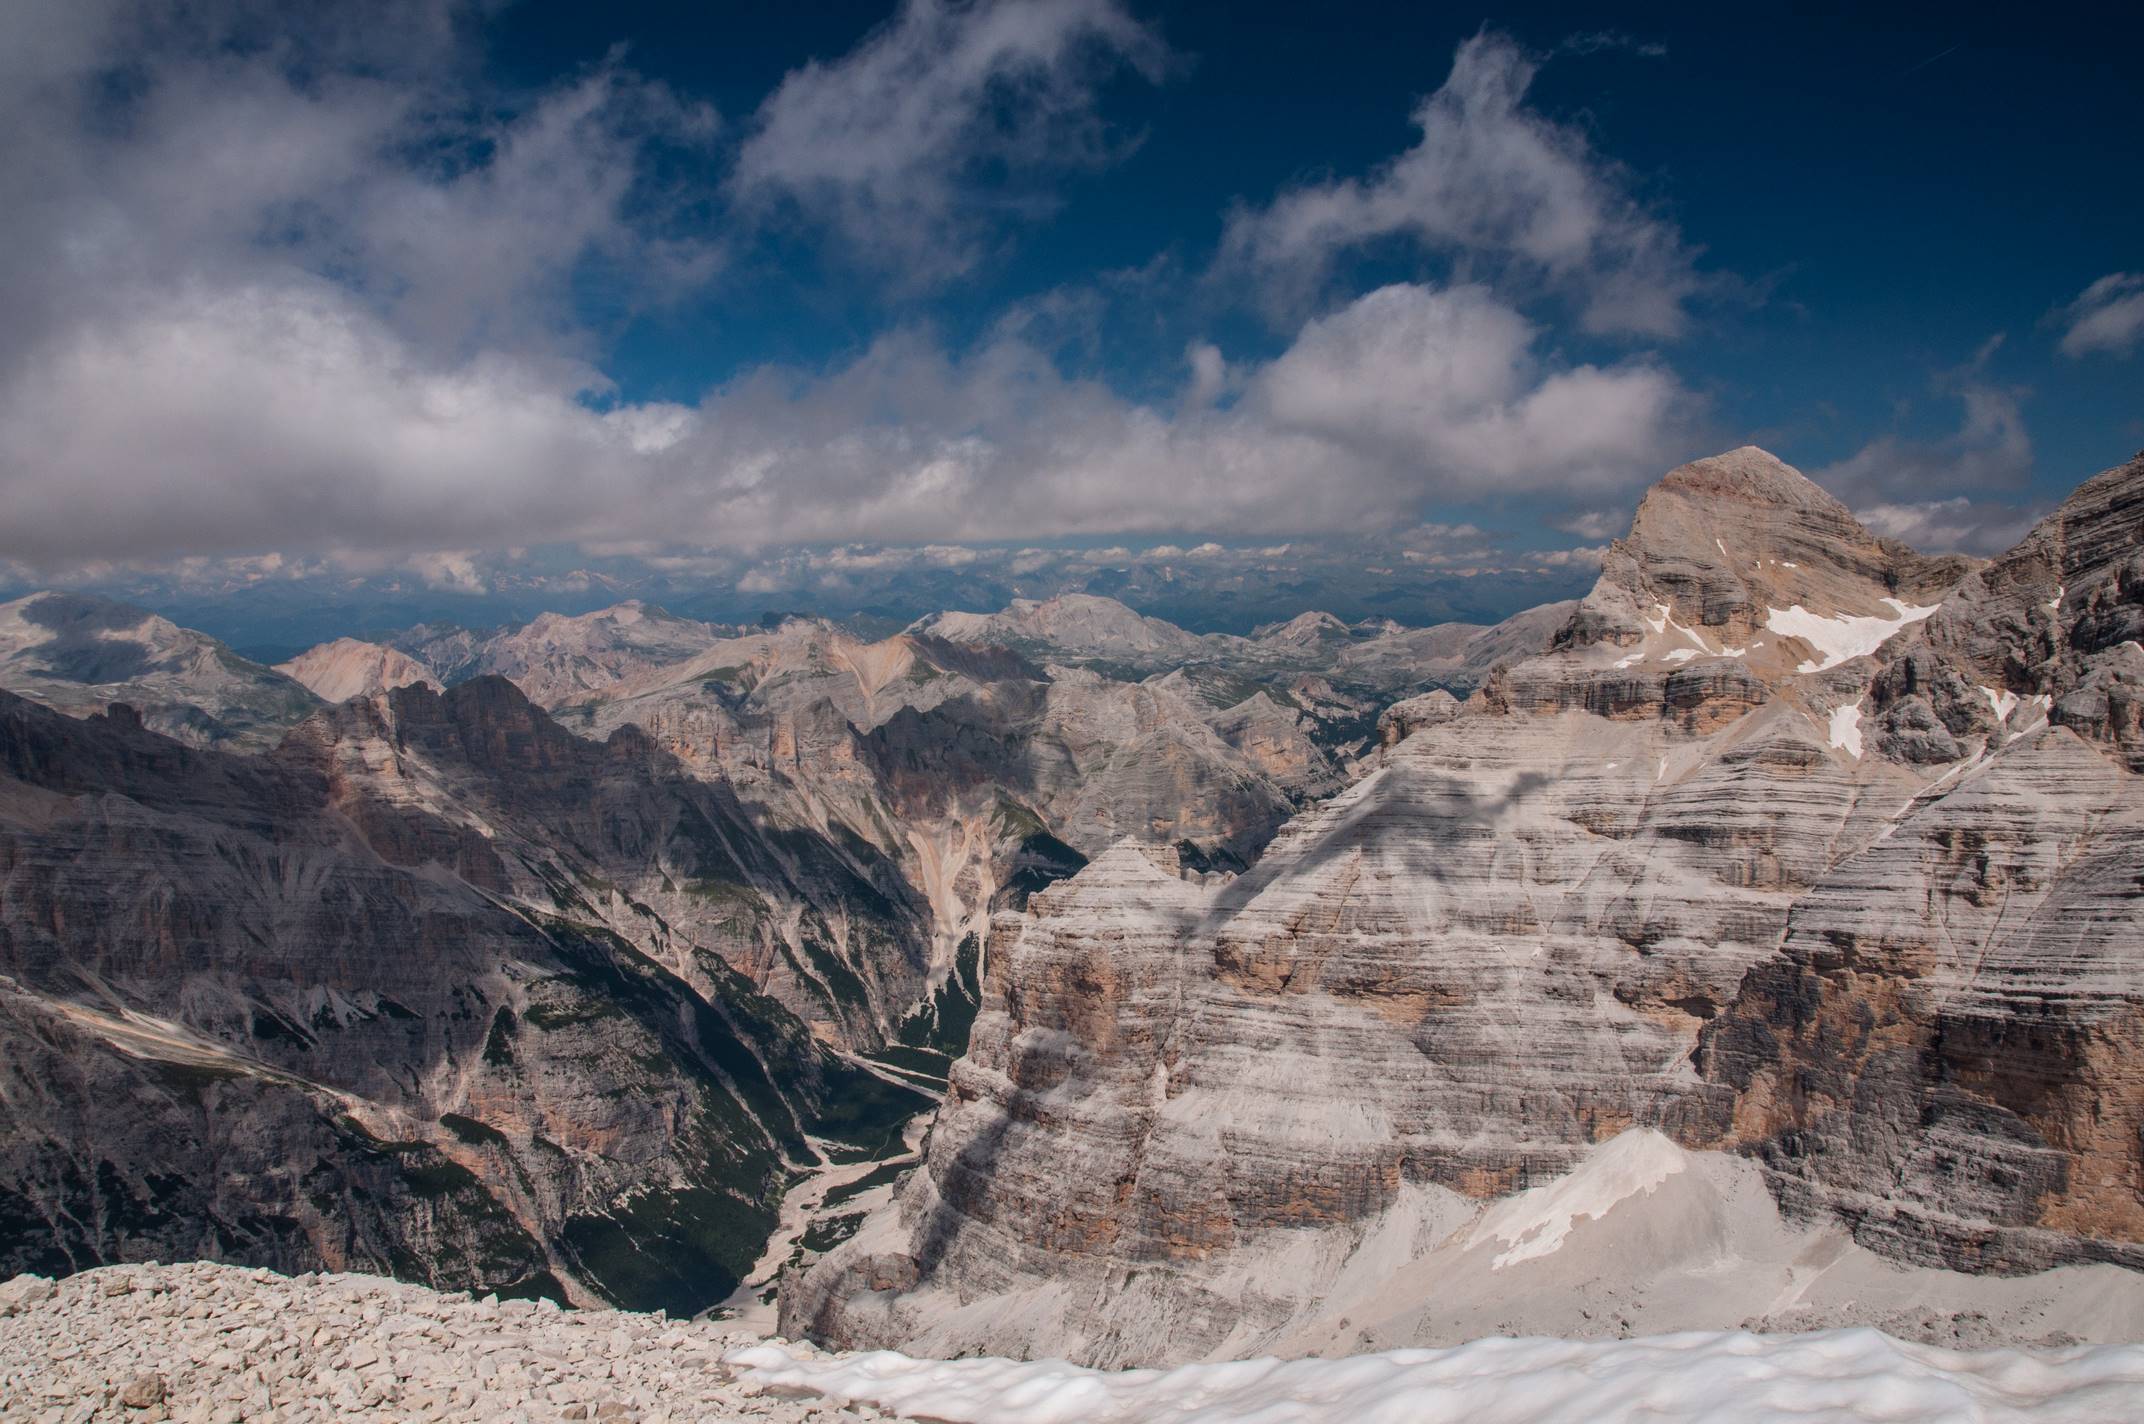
[[1255, 611, 1351, 647], [1532, 448, 1980, 703], [275, 637, 438, 703], [1901, 451, 2144, 767], [469, 601, 729, 707], [1376, 689, 1460, 746], [919, 594, 1207, 664]]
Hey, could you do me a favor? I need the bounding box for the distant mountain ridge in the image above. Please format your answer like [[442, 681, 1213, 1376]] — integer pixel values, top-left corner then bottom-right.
[[0, 591, 321, 748]]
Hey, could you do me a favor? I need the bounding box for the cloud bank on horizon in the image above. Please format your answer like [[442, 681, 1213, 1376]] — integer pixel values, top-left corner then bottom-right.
[[0, 0, 2135, 594]]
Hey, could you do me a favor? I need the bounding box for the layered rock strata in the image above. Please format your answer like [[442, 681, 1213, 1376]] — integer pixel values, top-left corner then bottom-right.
[[787, 448, 2144, 1364]]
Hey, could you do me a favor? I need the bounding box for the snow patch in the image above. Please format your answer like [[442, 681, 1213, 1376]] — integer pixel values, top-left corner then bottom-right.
[[1467, 1129, 1686, 1270], [2047, 586, 2064, 614], [728, 1329, 2144, 1424], [1828, 702, 1864, 758], [1660, 648, 1699, 664], [1764, 599, 1938, 673], [1715, 538, 1729, 559], [1984, 687, 2020, 722]]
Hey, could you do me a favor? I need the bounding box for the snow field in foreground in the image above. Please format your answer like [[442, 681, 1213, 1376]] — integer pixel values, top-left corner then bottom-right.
[[730, 1327, 2144, 1424]]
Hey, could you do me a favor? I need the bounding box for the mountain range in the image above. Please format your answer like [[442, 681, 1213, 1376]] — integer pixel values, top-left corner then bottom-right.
[[2, 445, 2140, 1360]]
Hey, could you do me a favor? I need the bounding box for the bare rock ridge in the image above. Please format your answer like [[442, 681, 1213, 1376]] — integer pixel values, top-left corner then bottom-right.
[[385, 601, 733, 701], [1697, 447, 2144, 1273], [511, 599, 1563, 1035], [0, 591, 321, 748], [786, 447, 2144, 1365]]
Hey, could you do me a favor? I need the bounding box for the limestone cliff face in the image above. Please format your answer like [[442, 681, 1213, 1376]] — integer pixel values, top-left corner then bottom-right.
[[0, 684, 929, 1314], [1695, 451, 2144, 1275], [283, 678, 937, 1053], [786, 449, 2144, 1364], [558, 622, 1308, 1039], [538, 595, 1567, 1035]]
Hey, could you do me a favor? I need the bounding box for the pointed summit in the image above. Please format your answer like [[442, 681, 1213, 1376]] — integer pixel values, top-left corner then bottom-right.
[[1526, 448, 1983, 693], [1648, 445, 1849, 513], [276, 637, 439, 703], [1624, 446, 1881, 583]]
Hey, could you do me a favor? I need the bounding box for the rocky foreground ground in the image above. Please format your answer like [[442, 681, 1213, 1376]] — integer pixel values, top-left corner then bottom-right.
[[0, 1263, 905, 1424]]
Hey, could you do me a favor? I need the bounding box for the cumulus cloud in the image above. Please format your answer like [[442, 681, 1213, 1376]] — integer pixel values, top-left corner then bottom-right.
[[1853, 497, 2036, 557], [0, 271, 1699, 566], [2054, 273, 2144, 358], [1525, 544, 1610, 568], [731, 0, 1168, 280], [1551, 509, 1627, 541], [0, 2, 1702, 578], [0, 0, 715, 376], [1816, 341, 2039, 555], [636, 280, 1693, 546], [409, 551, 491, 595], [1256, 285, 1689, 488], [1217, 32, 1707, 335]]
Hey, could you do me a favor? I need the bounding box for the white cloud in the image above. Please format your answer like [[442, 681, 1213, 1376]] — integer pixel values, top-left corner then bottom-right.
[[1255, 285, 1690, 487], [731, 0, 1167, 280], [409, 550, 490, 595], [0, 4, 1700, 576], [0, 275, 1699, 566], [2055, 273, 2144, 358], [1526, 544, 1610, 568], [1816, 342, 2038, 556], [1183, 341, 1233, 409], [1818, 372, 2030, 514], [0, 1, 713, 377], [1552, 509, 1626, 541], [1217, 32, 1706, 336], [1854, 497, 2037, 556]]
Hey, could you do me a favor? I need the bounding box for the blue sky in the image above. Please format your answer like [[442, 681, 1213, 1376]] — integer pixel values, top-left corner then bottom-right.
[[0, 0, 2138, 619]]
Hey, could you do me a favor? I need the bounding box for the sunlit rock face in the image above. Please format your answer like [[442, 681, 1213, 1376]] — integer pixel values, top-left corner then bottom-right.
[[396, 600, 733, 706], [787, 449, 2144, 1365], [275, 637, 439, 703]]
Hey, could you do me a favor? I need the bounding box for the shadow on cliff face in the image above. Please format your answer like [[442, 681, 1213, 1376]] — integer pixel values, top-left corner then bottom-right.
[[862, 690, 1049, 817], [0, 681, 940, 1315], [909, 1107, 1015, 1280], [1196, 764, 1557, 930]]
